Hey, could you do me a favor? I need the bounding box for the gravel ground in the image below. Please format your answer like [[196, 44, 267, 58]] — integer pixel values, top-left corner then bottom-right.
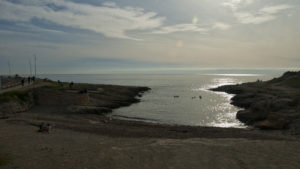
[[1, 115, 300, 169]]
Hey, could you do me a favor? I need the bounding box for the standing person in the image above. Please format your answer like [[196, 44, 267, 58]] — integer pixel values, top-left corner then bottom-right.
[[27, 77, 31, 84], [69, 81, 74, 89], [21, 79, 25, 86]]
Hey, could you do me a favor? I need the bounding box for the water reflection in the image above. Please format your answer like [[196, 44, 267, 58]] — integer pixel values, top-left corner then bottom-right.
[[110, 75, 265, 128], [205, 78, 244, 128], [191, 77, 245, 128]]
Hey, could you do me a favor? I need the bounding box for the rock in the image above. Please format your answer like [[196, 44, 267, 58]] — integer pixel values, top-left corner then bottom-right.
[[0, 101, 30, 118], [269, 98, 294, 112], [67, 106, 112, 115], [254, 115, 289, 129], [212, 71, 300, 132], [236, 109, 268, 125]]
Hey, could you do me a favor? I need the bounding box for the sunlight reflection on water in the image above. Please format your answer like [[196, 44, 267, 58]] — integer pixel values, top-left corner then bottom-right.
[[193, 77, 245, 128], [41, 74, 273, 128]]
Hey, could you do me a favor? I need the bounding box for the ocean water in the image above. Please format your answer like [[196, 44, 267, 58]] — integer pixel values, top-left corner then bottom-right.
[[41, 73, 277, 128]]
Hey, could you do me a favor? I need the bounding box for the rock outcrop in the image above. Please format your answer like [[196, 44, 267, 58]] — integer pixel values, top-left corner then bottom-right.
[[0, 81, 150, 118], [212, 71, 300, 132]]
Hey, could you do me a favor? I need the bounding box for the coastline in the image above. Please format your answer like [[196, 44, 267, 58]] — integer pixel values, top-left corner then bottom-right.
[[1, 75, 300, 138], [1, 76, 300, 169], [212, 71, 300, 135]]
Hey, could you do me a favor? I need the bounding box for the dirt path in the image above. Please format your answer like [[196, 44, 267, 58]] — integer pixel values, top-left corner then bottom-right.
[[0, 121, 300, 169], [0, 81, 51, 94]]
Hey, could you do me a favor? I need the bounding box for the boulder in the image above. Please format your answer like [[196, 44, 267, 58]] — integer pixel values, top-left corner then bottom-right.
[[236, 109, 268, 125]]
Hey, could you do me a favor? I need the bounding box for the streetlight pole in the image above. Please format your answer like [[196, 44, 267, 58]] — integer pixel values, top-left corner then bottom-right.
[[28, 58, 32, 76]]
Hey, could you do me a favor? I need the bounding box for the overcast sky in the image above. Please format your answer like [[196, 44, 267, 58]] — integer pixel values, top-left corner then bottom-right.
[[0, 0, 299, 74]]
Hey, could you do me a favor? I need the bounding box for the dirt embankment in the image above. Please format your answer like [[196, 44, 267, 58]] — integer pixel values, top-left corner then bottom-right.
[[212, 71, 300, 134]]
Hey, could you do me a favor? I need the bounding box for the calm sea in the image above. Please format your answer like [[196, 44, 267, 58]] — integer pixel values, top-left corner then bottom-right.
[[40, 73, 280, 127]]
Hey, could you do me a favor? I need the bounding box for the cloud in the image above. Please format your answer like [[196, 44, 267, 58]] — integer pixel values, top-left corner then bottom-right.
[[213, 23, 232, 30], [222, 0, 255, 11], [0, 0, 239, 40], [152, 24, 208, 34], [234, 12, 276, 24], [223, 0, 293, 24], [0, 0, 165, 39], [235, 5, 293, 24], [260, 5, 293, 14]]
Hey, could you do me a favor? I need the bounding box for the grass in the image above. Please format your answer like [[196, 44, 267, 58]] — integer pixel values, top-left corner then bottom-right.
[[39, 80, 71, 91], [39, 82, 95, 91], [0, 90, 31, 104]]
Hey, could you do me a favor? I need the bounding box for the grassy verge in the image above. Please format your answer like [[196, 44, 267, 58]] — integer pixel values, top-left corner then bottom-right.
[[0, 90, 31, 104]]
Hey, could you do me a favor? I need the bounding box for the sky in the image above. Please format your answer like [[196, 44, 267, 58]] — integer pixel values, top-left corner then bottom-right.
[[0, 0, 299, 74]]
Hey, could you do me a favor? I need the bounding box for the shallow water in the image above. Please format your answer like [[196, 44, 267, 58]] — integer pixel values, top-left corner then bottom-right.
[[41, 74, 275, 127]]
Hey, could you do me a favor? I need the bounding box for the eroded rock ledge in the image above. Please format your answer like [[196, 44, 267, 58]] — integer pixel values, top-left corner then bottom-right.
[[212, 71, 300, 132], [0, 80, 150, 118]]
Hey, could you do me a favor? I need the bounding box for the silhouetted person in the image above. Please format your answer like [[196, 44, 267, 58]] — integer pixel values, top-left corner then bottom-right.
[[69, 81, 74, 89], [27, 77, 31, 84], [58, 80, 63, 87], [21, 79, 25, 86], [32, 76, 35, 82]]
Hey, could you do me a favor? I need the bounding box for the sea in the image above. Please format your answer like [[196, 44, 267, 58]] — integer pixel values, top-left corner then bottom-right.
[[40, 70, 288, 128]]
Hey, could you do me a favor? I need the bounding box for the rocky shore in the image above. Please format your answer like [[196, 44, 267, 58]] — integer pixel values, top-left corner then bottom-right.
[[0, 79, 150, 119], [212, 71, 300, 134]]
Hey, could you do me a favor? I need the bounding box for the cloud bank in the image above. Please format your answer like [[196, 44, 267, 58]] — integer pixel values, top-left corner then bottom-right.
[[0, 0, 236, 40], [223, 0, 293, 24], [0, 0, 165, 39]]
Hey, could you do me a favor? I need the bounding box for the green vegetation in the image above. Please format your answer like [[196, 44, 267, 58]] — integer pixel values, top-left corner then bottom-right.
[[0, 90, 31, 104], [40, 84, 63, 90]]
